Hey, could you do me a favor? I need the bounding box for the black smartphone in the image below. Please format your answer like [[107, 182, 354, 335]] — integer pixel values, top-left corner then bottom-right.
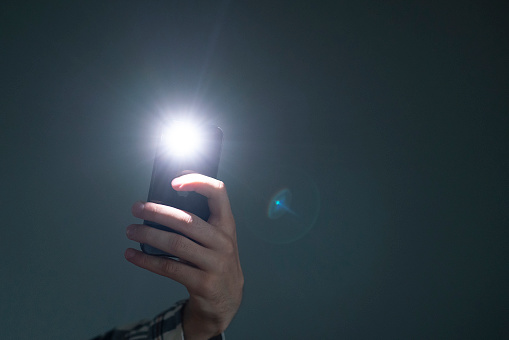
[[141, 121, 223, 257]]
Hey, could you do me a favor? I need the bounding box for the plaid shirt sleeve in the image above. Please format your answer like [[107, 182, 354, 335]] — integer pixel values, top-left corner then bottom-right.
[[91, 300, 225, 340]]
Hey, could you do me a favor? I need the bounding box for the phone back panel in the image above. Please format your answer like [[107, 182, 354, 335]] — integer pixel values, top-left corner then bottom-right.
[[141, 125, 223, 257]]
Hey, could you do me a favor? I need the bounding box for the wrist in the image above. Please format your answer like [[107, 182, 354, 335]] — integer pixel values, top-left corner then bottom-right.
[[182, 300, 225, 340]]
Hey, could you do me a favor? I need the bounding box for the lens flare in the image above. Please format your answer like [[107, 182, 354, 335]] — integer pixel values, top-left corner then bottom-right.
[[239, 165, 321, 244], [268, 188, 293, 219]]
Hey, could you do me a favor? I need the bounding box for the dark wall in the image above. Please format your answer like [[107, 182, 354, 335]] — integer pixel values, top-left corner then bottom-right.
[[1, 1, 507, 338]]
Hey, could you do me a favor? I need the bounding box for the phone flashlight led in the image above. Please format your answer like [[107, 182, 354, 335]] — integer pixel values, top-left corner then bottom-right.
[[161, 120, 204, 158]]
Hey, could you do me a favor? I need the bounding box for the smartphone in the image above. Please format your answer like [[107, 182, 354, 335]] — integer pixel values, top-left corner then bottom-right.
[[141, 122, 223, 257]]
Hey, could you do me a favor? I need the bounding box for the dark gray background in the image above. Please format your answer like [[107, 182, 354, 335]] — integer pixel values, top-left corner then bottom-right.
[[1, 1, 507, 339]]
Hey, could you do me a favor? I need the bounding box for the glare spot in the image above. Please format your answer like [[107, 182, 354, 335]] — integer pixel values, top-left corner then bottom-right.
[[161, 121, 203, 158]]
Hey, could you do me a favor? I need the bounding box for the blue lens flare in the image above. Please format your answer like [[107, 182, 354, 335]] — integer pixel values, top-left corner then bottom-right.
[[268, 189, 293, 219], [239, 165, 321, 244]]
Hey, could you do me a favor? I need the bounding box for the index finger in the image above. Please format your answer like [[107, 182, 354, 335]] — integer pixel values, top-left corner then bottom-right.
[[171, 173, 233, 222]]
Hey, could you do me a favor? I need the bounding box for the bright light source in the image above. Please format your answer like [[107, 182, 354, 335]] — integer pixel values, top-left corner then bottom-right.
[[161, 120, 203, 158]]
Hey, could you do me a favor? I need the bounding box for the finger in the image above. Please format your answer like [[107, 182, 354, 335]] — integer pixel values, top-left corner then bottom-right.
[[131, 201, 217, 248], [171, 173, 234, 223], [124, 248, 203, 291], [126, 224, 214, 270]]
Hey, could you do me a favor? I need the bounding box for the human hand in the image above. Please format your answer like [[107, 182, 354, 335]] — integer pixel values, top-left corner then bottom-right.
[[124, 174, 244, 339]]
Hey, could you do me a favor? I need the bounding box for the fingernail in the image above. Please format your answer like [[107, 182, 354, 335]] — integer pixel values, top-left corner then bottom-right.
[[171, 177, 184, 187], [132, 201, 145, 215], [126, 225, 135, 238], [125, 248, 136, 259]]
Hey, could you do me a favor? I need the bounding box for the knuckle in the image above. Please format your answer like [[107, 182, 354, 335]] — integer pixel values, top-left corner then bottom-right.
[[139, 253, 151, 268], [168, 235, 188, 253], [215, 257, 228, 275], [162, 259, 180, 275], [219, 234, 235, 255], [145, 228, 159, 245], [200, 275, 219, 297], [214, 249, 235, 274], [223, 241, 235, 256], [180, 212, 194, 226], [147, 202, 162, 216]]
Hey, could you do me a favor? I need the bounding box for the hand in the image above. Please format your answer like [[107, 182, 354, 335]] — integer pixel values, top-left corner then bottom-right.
[[124, 174, 244, 339]]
